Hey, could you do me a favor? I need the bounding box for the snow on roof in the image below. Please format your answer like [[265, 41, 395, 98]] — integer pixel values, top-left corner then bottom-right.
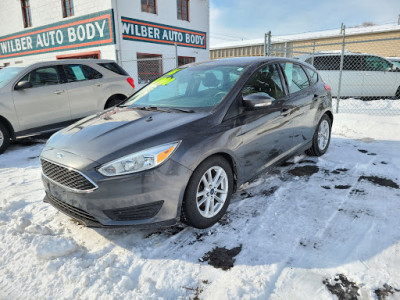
[[211, 23, 400, 50]]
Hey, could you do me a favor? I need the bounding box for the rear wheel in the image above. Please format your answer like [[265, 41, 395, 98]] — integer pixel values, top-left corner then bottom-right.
[[0, 123, 10, 154], [104, 95, 127, 109], [181, 156, 233, 229], [306, 114, 332, 157]]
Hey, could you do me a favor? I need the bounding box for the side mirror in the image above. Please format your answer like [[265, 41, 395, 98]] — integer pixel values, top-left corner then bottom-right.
[[15, 81, 33, 90], [243, 92, 273, 109]]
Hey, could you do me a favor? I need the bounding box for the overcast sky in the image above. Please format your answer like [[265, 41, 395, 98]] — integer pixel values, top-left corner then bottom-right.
[[210, 0, 400, 46]]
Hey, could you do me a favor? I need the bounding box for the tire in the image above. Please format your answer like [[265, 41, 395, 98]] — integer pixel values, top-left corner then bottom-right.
[[104, 95, 126, 109], [181, 156, 233, 229], [395, 86, 400, 100], [305, 114, 332, 157], [0, 122, 11, 154]]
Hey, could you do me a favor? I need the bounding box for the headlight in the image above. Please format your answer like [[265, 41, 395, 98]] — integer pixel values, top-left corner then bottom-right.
[[98, 141, 180, 176]]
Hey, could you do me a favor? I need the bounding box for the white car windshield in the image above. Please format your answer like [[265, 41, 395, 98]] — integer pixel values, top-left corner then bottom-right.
[[0, 67, 23, 89]]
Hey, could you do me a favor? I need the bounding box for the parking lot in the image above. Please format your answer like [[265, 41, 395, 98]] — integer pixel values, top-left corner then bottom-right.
[[1, 107, 399, 299]]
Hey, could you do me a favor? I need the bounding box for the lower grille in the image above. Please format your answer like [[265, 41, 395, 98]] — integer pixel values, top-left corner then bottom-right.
[[46, 193, 100, 226], [103, 201, 164, 221], [41, 159, 96, 192]]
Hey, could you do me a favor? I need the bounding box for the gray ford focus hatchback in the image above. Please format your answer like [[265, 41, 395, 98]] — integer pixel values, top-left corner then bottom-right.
[[40, 57, 333, 229]]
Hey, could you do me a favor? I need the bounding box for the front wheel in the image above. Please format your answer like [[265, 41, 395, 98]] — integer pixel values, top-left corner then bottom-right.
[[306, 114, 332, 156], [181, 156, 233, 229], [0, 123, 11, 154]]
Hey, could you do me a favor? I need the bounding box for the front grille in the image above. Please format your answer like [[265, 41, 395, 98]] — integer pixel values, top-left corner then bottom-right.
[[46, 193, 100, 226], [103, 201, 164, 221], [41, 159, 96, 192]]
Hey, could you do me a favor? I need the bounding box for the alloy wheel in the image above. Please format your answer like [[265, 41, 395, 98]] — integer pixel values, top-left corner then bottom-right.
[[317, 119, 330, 151], [196, 166, 228, 218]]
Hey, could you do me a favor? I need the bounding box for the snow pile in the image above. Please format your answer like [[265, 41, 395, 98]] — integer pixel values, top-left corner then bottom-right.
[[1, 113, 400, 299]]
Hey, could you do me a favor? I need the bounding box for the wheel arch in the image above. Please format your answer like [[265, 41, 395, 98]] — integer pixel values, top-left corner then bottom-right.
[[0, 115, 15, 139], [104, 94, 127, 109]]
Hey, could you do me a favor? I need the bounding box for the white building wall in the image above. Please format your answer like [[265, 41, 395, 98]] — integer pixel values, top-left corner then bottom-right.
[[114, 0, 210, 85], [0, 0, 116, 66], [0, 0, 210, 82]]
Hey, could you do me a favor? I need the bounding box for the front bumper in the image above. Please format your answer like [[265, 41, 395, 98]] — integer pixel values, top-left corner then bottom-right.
[[41, 150, 192, 227]]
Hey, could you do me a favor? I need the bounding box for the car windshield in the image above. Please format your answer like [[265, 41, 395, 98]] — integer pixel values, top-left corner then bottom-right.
[[122, 64, 246, 110], [0, 67, 23, 89]]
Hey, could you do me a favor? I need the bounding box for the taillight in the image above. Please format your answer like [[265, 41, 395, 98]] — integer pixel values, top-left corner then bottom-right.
[[324, 83, 331, 91], [127, 77, 135, 89]]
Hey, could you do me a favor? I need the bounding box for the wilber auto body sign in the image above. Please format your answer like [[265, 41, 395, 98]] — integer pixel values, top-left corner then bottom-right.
[[121, 17, 206, 49], [0, 10, 115, 59]]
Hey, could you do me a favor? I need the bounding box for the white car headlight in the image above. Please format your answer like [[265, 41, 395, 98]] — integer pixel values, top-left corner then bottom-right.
[[98, 141, 180, 176]]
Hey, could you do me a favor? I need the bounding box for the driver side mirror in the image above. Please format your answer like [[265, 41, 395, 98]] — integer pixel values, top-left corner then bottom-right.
[[242, 92, 273, 109], [15, 81, 33, 90]]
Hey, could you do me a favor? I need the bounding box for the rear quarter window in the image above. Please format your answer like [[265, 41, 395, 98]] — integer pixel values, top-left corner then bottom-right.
[[98, 63, 129, 76], [305, 68, 318, 85]]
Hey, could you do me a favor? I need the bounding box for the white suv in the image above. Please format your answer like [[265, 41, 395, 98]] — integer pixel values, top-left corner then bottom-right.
[[0, 59, 135, 153], [297, 53, 400, 99]]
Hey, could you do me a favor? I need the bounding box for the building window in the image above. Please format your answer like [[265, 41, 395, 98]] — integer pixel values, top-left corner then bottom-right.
[[137, 53, 162, 84], [178, 56, 195, 66], [21, 0, 32, 28], [177, 0, 189, 21], [141, 0, 156, 14], [62, 0, 74, 18]]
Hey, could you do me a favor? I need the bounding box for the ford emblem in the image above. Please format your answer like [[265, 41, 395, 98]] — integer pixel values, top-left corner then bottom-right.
[[56, 153, 64, 159]]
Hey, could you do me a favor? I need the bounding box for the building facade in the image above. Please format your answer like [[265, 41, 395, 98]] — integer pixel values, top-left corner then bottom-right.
[[210, 23, 400, 60], [0, 0, 209, 86]]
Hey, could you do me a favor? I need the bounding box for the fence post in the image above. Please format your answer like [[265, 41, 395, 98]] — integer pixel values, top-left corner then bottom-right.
[[174, 42, 178, 68], [336, 23, 346, 113], [264, 33, 267, 56], [267, 31, 272, 56], [311, 41, 316, 66]]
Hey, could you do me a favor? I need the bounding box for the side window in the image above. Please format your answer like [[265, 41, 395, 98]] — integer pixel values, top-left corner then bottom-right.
[[63, 64, 102, 82], [242, 64, 284, 100], [305, 68, 318, 85], [280, 63, 310, 93], [314, 56, 340, 70], [344, 55, 363, 71], [364, 56, 391, 72], [20, 66, 60, 88]]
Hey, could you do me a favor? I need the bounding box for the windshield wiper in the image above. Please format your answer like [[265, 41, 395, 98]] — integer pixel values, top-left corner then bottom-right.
[[165, 107, 195, 113], [132, 106, 172, 113]]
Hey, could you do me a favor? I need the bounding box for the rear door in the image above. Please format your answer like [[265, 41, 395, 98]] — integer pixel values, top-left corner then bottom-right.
[[279, 62, 315, 148], [12, 65, 71, 131], [62, 64, 103, 120]]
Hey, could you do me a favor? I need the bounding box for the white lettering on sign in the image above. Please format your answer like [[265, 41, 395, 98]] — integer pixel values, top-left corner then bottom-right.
[[95, 20, 106, 37], [68, 27, 77, 42]]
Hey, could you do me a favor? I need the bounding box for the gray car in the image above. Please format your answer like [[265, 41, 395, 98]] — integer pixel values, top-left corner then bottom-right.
[[40, 57, 333, 229], [0, 59, 135, 153]]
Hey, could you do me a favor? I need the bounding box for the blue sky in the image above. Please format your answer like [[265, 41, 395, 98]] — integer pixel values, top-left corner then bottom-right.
[[210, 0, 400, 45]]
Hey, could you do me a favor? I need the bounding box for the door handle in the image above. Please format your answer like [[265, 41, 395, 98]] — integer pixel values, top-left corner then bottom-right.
[[54, 90, 64, 94]]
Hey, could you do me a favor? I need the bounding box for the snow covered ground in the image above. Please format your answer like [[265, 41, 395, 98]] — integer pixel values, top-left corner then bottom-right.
[[1, 111, 400, 300]]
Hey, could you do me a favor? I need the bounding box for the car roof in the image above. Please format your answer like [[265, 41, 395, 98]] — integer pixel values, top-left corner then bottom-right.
[[20, 59, 116, 69], [186, 56, 309, 69]]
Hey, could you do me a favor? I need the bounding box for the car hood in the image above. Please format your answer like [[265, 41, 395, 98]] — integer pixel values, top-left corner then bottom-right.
[[43, 107, 210, 164]]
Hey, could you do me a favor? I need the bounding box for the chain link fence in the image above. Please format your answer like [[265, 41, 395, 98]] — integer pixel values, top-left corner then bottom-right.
[[267, 30, 400, 115], [120, 56, 178, 89]]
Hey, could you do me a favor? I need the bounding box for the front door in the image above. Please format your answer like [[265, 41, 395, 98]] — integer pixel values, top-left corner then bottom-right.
[[12, 65, 71, 131], [233, 64, 295, 180]]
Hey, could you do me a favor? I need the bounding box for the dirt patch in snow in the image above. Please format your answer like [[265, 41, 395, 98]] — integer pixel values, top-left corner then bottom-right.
[[358, 149, 368, 153], [201, 245, 242, 270], [335, 185, 351, 190], [288, 165, 319, 177], [358, 176, 399, 189], [323, 274, 360, 300], [262, 186, 279, 197], [331, 168, 349, 174], [375, 283, 400, 300]]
